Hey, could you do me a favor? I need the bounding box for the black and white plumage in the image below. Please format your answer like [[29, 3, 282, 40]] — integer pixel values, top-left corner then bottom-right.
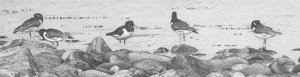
[[13, 13, 43, 38], [170, 12, 198, 43], [38, 28, 73, 47], [106, 20, 135, 45], [251, 20, 282, 51]]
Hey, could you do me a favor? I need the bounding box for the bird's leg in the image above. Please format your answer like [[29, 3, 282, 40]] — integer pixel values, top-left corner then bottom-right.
[[263, 39, 267, 51], [29, 32, 32, 38], [183, 34, 186, 42], [178, 33, 182, 44], [124, 40, 126, 45], [119, 40, 122, 44], [56, 41, 59, 47]]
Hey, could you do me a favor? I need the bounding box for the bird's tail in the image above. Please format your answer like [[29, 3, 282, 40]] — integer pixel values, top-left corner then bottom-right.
[[273, 31, 282, 35], [106, 32, 113, 36], [192, 30, 198, 34]]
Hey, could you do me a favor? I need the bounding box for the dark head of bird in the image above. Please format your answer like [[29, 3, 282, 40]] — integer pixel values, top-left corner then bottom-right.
[[38, 29, 46, 40], [171, 12, 177, 23], [125, 20, 135, 27], [251, 20, 260, 29], [34, 13, 43, 23]]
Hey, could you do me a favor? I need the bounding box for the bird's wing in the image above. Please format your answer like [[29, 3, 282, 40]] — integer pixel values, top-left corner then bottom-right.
[[171, 19, 196, 31], [111, 26, 125, 36], [45, 29, 66, 38], [254, 24, 275, 34], [14, 18, 41, 32]]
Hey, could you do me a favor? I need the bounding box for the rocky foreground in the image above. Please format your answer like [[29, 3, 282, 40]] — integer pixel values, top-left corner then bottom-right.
[[0, 36, 300, 77]]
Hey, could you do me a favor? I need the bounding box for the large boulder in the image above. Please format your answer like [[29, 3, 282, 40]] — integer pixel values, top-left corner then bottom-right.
[[62, 49, 104, 68], [1, 39, 59, 56], [96, 61, 132, 72], [134, 60, 164, 75], [171, 44, 198, 55], [128, 52, 171, 63], [0, 46, 35, 75], [153, 47, 169, 53], [269, 55, 295, 73], [34, 52, 63, 72], [86, 36, 112, 54], [112, 70, 133, 77], [167, 55, 215, 77], [241, 63, 271, 76], [46, 63, 79, 77], [106, 49, 132, 62], [209, 57, 248, 70]]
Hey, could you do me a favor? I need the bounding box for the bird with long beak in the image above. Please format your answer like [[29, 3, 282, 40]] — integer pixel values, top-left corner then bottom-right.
[[38, 28, 73, 47], [170, 12, 198, 44], [106, 20, 136, 45], [251, 20, 282, 51], [13, 13, 43, 38]]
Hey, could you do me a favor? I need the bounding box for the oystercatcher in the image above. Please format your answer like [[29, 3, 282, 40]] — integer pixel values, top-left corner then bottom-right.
[[38, 28, 73, 47], [106, 20, 135, 45], [251, 20, 282, 51], [13, 13, 43, 38], [170, 12, 198, 44]]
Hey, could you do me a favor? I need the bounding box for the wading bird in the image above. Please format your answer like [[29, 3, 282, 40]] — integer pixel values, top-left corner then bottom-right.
[[170, 12, 198, 44], [13, 13, 43, 38], [251, 20, 282, 51]]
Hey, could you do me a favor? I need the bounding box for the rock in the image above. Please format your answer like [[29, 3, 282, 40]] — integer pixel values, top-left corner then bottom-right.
[[0, 69, 18, 77], [167, 55, 215, 77], [232, 64, 249, 71], [67, 61, 90, 71], [158, 69, 180, 77], [34, 52, 62, 72], [133, 69, 149, 77], [96, 61, 132, 71], [63, 49, 104, 68], [134, 60, 163, 75], [255, 74, 268, 77], [224, 57, 248, 67], [216, 48, 249, 58], [153, 47, 169, 53], [103, 49, 132, 63], [1, 39, 58, 56], [112, 70, 133, 77], [86, 36, 112, 54], [0, 46, 32, 73], [79, 70, 112, 77], [211, 54, 237, 59], [210, 57, 248, 70], [257, 48, 277, 55], [292, 64, 300, 73], [171, 44, 198, 54], [231, 72, 245, 77], [110, 66, 120, 73], [35, 72, 58, 77], [206, 72, 225, 77], [245, 54, 274, 64], [109, 55, 127, 63], [269, 55, 295, 73], [241, 63, 271, 76], [128, 52, 171, 63], [46, 63, 79, 77]]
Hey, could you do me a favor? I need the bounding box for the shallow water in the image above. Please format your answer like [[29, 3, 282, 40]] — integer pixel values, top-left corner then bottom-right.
[[0, 0, 300, 61]]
